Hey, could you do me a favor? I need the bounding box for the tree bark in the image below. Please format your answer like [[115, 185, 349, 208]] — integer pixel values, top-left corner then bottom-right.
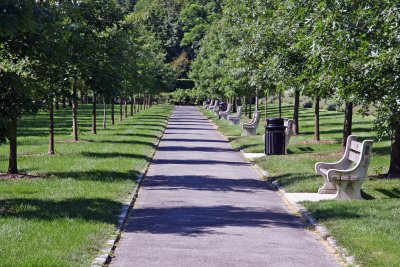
[[342, 102, 353, 147], [124, 97, 128, 118], [249, 97, 252, 119], [244, 96, 247, 116], [314, 94, 320, 141], [72, 80, 78, 141], [278, 92, 282, 118], [293, 89, 300, 135], [92, 91, 97, 134], [103, 97, 106, 129], [68, 99, 72, 107], [119, 97, 123, 122], [264, 94, 268, 119], [8, 114, 18, 174], [48, 100, 55, 155], [388, 125, 400, 177], [133, 95, 137, 113], [130, 96, 134, 116], [62, 96, 66, 108], [111, 99, 115, 125]]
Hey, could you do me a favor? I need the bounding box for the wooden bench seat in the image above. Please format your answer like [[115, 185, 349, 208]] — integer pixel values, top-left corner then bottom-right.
[[315, 135, 373, 200]]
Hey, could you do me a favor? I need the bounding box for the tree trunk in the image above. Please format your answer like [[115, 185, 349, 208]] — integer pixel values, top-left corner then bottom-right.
[[124, 97, 128, 118], [244, 96, 248, 116], [342, 102, 353, 147], [119, 98, 123, 122], [111, 99, 115, 125], [92, 91, 97, 134], [293, 89, 300, 135], [264, 94, 268, 119], [255, 96, 259, 112], [278, 92, 282, 118], [249, 98, 252, 119], [314, 94, 320, 141], [133, 95, 137, 113], [48, 100, 55, 155], [8, 114, 18, 174], [72, 80, 78, 141], [62, 96, 66, 108], [103, 97, 106, 129], [388, 124, 400, 177], [130, 96, 134, 116], [68, 99, 72, 107]]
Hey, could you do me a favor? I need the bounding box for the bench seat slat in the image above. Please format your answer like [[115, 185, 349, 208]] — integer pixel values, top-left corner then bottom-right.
[[350, 141, 363, 152], [348, 151, 360, 163]]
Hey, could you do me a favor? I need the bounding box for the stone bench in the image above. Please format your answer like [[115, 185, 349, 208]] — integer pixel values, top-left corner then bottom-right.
[[228, 106, 243, 125], [219, 104, 233, 120], [208, 100, 219, 111], [240, 111, 260, 136], [315, 135, 373, 200]]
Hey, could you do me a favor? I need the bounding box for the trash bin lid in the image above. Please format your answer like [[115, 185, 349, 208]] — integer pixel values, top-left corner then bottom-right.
[[266, 118, 285, 126]]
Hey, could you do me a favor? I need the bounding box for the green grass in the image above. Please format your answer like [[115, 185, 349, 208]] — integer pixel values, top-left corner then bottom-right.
[[0, 104, 172, 266], [201, 104, 400, 266]]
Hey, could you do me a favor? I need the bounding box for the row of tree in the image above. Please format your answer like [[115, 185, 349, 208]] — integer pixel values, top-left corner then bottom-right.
[[0, 0, 178, 174], [190, 0, 400, 177]]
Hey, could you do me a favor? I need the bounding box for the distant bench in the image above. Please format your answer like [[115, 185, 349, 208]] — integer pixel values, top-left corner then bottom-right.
[[315, 135, 373, 200], [219, 104, 232, 120], [228, 106, 242, 125]]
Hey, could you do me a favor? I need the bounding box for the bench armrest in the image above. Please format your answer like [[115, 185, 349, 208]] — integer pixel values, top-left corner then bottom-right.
[[315, 160, 348, 175]]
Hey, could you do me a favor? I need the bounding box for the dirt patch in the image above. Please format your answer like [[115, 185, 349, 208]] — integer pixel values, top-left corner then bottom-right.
[[294, 140, 339, 145]]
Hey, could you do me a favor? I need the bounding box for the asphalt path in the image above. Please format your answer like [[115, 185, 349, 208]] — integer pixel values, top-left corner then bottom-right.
[[111, 106, 339, 267]]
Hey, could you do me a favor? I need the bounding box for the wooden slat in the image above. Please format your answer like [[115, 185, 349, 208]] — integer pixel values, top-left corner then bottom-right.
[[350, 141, 362, 152], [348, 151, 360, 163]]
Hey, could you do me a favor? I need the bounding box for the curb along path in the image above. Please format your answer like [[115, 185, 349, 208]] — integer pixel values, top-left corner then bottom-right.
[[111, 106, 339, 267]]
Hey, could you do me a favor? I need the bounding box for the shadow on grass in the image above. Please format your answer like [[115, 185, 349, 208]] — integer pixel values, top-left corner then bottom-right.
[[97, 140, 157, 148], [125, 205, 303, 236], [0, 198, 122, 223], [375, 188, 400, 199], [81, 152, 151, 160], [52, 170, 140, 182]]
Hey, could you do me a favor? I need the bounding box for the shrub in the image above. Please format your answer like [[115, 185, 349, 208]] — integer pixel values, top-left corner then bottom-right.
[[326, 103, 337, 111], [303, 100, 313, 108]]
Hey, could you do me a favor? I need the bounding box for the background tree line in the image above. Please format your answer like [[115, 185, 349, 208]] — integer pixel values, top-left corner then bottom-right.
[[0, 0, 178, 175]]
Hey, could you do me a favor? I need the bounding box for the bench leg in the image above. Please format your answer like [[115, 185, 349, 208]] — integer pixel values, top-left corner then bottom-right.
[[242, 128, 256, 136], [318, 177, 337, 194], [334, 180, 363, 200], [221, 114, 228, 120], [229, 119, 239, 125]]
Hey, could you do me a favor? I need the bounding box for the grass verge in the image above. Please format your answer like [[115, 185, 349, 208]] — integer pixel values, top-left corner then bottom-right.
[[0, 104, 172, 266], [201, 104, 400, 266]]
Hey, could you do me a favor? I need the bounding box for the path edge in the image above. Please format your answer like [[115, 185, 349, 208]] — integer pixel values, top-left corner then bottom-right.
[[92, 107, 173, 267], [200, 107, 357, 267]]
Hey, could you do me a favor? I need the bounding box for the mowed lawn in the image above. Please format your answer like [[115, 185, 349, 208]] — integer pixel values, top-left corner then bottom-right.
[[202, 103, 400, 267], [0, 104, 172, 266]]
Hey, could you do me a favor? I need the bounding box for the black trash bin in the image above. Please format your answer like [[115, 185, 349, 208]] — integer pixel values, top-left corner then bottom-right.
[[265, 118, 286, 155]]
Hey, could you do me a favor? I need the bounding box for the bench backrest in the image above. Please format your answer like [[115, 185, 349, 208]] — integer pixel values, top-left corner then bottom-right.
[[225, 103, 232, 112], [236, 106, 243, 116], [213, 100, 219, 107], [252, 111, 260, 125], [344, 135, 373, 178]]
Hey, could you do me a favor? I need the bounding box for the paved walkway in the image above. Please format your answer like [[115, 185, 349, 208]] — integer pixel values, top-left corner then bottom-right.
[[111, 106, 339, 267]]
